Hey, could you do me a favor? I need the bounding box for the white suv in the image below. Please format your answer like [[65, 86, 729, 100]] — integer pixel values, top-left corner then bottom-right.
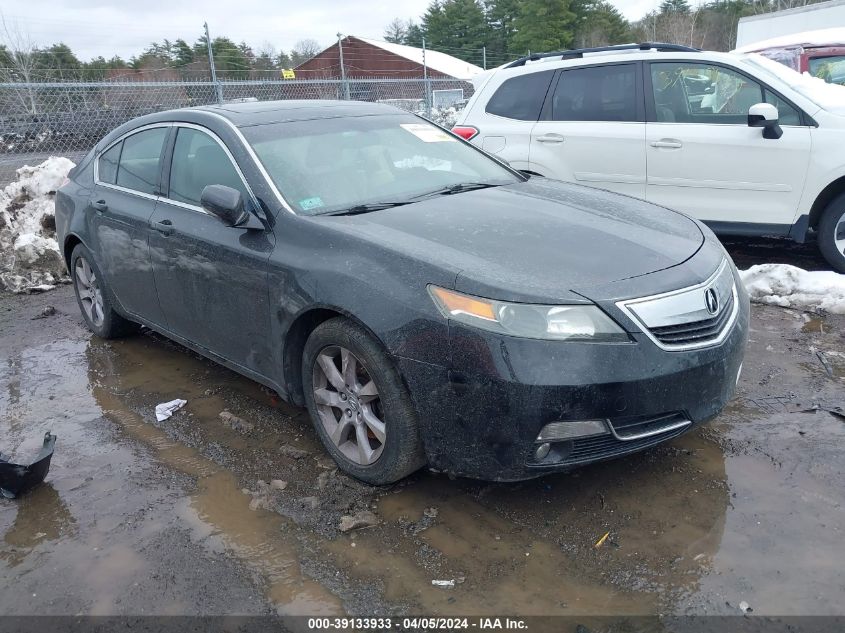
[[453, 43, 845, 271]]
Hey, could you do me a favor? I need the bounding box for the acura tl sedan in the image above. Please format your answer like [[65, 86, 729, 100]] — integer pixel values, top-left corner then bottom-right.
[[55, 100, 749, 484]]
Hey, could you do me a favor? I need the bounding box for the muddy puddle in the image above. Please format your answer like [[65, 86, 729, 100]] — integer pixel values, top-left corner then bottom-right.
[[2, 288, 844, 617]]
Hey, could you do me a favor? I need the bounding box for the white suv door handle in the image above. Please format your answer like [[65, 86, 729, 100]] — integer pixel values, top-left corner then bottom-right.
[[650, 139, 683, 149], [536, 133, 565, 144]]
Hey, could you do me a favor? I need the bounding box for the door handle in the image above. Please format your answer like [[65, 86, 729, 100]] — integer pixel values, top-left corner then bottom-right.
[[152, 219, 173, 235], [91, 199, 108, 213], [536, 133, 565, 144], [650, 139, 683, 149]]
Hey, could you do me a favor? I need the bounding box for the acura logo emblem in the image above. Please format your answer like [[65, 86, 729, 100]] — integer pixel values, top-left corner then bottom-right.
[[705, 288, 719, 315]]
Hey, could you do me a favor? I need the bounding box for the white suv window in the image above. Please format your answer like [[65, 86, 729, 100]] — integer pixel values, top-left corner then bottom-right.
[[650, 62, 801, 125], [484, 70, 554, 120], [549, 64, 638, 122]]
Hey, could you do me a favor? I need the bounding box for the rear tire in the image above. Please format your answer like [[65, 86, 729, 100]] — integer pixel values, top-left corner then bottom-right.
[[70, 244, 140, 339], [302, 317, 426, 485], [818, 193, 845, 273]]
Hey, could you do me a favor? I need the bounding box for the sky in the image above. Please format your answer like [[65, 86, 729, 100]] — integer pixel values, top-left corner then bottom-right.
[[0, 0, 661, 62]]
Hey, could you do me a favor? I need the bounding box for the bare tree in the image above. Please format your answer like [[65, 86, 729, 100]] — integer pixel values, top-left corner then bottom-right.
[[290, 39, 322, 66], [258, 41, 278, 59], [634, 5, 704, 48], [384, 18, 408, 43], [0, 13, 38, 114]]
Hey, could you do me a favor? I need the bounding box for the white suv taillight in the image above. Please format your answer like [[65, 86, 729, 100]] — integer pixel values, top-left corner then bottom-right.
[[451, 125, 479, 141]]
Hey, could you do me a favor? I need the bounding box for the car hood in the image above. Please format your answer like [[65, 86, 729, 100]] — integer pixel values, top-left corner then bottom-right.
[[320, 179, 704, 304]]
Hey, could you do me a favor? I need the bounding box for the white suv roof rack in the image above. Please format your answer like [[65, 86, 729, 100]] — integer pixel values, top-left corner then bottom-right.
[[505, 42, 701, 68]]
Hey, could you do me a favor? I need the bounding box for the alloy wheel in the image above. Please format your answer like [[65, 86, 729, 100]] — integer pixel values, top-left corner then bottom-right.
[[311, 345, 385, 466], [75, 256, 105, 327]]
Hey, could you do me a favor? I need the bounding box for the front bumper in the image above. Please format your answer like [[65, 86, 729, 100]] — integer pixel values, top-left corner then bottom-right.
[[395, 288, 749, 481]]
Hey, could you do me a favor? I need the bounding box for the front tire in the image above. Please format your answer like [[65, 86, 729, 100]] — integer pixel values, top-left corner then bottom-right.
[[818, 193, 845, 273], [302, 318, 426, 485], [70, 244, 139, 339]]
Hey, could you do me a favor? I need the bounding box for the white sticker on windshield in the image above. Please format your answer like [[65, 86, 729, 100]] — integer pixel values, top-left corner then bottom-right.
[[400, 123, 456, 143]]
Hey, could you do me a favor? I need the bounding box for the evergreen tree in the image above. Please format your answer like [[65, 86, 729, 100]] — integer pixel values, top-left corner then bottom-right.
[[404, 21, 425, 47], [484, 0, 520, 60], [571, 0, 630, 47], [660, 0, 691, 13], [276, 50, 293, 69], [33, 43, 81, 73], [193, 36, 252, 76], [172, 39, 194, 67], [511, 0, 577, 54], [422, 0, 487, 63]]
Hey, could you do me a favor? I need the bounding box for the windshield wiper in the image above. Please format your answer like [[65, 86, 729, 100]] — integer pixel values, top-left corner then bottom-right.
[[410, 182, 503, 200], [320, 201, 412, 216], [319, 182, 504, 216]]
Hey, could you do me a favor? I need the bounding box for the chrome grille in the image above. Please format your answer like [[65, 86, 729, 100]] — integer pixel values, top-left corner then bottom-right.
[[616, 259, 739, 351], [649, 292, 735, 346]]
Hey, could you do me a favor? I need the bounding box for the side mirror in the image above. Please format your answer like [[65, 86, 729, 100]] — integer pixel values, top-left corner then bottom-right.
[[748, 103, 783, 140], [200, 184, 250, 226]]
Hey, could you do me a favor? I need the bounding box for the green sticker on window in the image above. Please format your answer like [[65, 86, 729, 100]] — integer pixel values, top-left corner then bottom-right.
[[299, 197, 324, 210]]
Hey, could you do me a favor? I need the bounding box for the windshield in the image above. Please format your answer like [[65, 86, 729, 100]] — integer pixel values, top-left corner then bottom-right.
[[740, 53, 845, 110], [242, 114, 521, 215]]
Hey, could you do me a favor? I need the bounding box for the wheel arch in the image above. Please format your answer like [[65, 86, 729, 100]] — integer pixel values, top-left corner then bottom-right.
[[62, 233, 85, 270], [809, 175, 845, 230], [282, 306, 387, 406]]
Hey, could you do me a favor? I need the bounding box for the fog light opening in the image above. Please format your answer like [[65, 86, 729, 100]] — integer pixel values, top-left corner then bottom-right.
[[534, 442, 551, 461], [531, 440, 574, 464]]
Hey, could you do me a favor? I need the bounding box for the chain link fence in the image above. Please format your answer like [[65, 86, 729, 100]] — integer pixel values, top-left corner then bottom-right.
[[0, 77, 473, 186]]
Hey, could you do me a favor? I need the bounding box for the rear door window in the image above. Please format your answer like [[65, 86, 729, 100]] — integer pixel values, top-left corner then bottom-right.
[[485, 70, 554, 121], [116, 127, 168, 195], [550, 64, 638, 122], [98, 142, 121, 185], [168, 127, 249, 207]]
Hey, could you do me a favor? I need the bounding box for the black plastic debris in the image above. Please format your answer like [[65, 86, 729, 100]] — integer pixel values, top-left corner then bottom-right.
[[0, 432, 57, 499]]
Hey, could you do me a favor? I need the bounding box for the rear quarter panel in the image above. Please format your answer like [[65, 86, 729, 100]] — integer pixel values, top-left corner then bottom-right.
[[457, 72, 536, 173], [55, 158, 95, 269]]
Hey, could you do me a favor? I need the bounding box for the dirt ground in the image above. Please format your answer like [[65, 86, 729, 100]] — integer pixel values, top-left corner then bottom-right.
[[1, 248, 844, 623]]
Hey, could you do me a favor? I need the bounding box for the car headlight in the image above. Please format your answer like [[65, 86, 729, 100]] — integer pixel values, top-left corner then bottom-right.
[[428, 286, 629, 342]]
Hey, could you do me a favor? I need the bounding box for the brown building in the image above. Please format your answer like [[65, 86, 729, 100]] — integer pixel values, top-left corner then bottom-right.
[[294, 36, 482, 80]]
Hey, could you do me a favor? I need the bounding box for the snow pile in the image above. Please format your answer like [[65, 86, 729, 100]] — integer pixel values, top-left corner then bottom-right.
[[426, 106, 460, 129], [740, 264, 845, 314], [0, 157, 75, 293]]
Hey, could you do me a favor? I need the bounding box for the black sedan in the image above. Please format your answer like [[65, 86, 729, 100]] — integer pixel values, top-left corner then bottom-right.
[[55, 100, 749, 483]]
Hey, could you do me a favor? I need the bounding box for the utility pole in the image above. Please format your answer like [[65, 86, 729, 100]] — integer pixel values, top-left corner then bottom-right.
[[337, 33, 350, 100], [422, 36, 431, 116], [205, 22, 223, 105], [482, 46, 487, 70]]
